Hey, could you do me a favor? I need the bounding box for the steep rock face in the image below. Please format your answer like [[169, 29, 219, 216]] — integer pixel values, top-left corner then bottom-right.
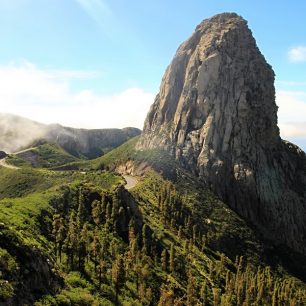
[[137, 13, 306, 254]]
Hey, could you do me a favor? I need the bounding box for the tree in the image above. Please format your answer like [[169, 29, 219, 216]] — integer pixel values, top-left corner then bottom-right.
[[91, 200, 102, 225], [200, 280, 207, 305], [213, 288, 221, 306], [63, 212, 78, 269], [142, 224, 151, 255], [161, 249, 168, 271], [187, 272, 196, 305], [77, 191, 86, 228], [111, 195, 119, 221], [112, 255, 125, 302], [106, 202, 112, 221], [169, 243, 175, 273], [91, 232, 101, 273], [158, 286, 174, 306], [128, 218, 137, 242], [98, 258, 106, 288], [52, 214, 65, 262], [78, 222, 89, 270]]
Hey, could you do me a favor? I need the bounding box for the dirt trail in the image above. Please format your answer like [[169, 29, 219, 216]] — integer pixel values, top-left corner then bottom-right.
[[13, 147, 36, 155], [123, 175, 138, 190], [0, 158, 20, 169]]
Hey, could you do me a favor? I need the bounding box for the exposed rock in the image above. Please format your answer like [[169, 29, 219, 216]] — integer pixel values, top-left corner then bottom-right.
[[137, 13, 306, 254], [0, 151, 7, 159], [0, 227, 62, 305]]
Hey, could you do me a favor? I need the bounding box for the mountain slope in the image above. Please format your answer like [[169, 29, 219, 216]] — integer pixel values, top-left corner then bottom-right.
[[1, 12, 306, 306], [9, 143, 79, 168], [1, 152, 306, 305], [137, 12, 306, 255], [0, 113, 141, 159]]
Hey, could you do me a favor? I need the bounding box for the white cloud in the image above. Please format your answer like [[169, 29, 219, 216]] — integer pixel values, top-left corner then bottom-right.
[[288, 46, 306, 62], [1, 61, 305, 145], [0, 61, 154, 129], [276, 90, 306, 138]]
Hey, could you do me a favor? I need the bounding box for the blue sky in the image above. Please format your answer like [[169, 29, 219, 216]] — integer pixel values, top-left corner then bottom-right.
[[0, 0, 306, 150]]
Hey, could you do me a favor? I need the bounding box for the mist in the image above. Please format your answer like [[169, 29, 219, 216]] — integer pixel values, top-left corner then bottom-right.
[[0, 113, 49, 153]]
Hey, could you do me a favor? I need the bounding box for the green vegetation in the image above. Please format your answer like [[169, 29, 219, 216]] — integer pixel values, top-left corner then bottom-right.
[[0, 139, 306, 305], [8, 143, 79, 168]]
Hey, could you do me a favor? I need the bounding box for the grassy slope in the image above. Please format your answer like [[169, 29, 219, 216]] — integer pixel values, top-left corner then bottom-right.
[[8, 143, 80, 169], [0, 163, 123, 304], [1, 138, 306, 305]]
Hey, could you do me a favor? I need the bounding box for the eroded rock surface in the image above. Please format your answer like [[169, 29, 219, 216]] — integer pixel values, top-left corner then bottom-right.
[[137, 13, 306, 254]]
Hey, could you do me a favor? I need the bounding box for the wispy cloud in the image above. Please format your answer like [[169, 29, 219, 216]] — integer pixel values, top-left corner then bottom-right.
[[75, 0, 113, 31], [288, 46, 306, 62], [0, 61, 154, 129]]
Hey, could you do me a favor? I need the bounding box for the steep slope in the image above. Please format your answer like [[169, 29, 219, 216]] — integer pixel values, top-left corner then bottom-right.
[[9, 143, 79, 168], [1, 159, 306, 305], [0, 113, 141, 158], [137, 13, 306, 255]]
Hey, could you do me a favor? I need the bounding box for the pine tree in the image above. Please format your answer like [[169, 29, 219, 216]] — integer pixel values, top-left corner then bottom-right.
[[112, 255, 125, 302], [78, 222, 89, 269], [101, 194, 107, 216], [169, 243, 175, 273], [213, 288, 221, 306], [63, 212, 78, 270], [111, 195, 119, 221], [128, 218, 136, 242], [52, 214, 65, 262], [161, 249, 167, 271], [91, 232, 101, 273], [187, 272, 197, 305], [98, 258, 106, 288], [200, 280, 207, 305], [142, 224, 151, 255], [158, 286, 174, 306], [177, 225, 183, 240], [91, 199, 102, 225]]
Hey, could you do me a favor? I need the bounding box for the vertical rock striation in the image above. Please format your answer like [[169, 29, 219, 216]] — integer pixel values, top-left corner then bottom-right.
[[137, 13, 306, 254]]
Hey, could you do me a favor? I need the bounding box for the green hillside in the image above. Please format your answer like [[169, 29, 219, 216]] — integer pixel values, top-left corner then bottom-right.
[[0, 140, 306, 305], [7, 143, 80, 169]]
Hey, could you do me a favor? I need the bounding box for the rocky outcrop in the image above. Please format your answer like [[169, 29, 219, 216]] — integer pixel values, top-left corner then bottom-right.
[[137, 13, 306, 254], [0, 151, 7, 159], [0, 226, 62, 305]]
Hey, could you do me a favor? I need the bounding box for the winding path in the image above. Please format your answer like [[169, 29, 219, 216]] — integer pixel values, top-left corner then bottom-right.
[[0, 158, 20, 169], [123, 175, 138, 190]]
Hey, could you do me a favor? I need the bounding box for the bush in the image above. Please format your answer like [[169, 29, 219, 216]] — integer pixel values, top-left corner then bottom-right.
[[55, 294, 71, 306], [0, 280, 14, 301], [65, 272, 93, 289], [60, 288, 94, 306]]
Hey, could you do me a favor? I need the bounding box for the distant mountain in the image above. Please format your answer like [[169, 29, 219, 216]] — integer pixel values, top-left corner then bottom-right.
[[0, 113, 141, 159]]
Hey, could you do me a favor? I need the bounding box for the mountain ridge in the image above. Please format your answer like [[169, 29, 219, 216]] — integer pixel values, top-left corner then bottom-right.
[[0, 113, 141, 159]]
